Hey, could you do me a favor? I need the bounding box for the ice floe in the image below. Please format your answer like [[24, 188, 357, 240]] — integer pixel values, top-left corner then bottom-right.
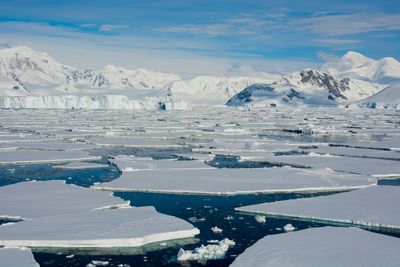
[[230, 227, 400, 267], [0, 207, 199, 248], [94, 164, 376, 195], [0, 180, 199, 249], [237, 186, 400, 232], [0, 150, 100, 165], [108, 156, 212, 172], [0, 180, 125, 220], [0, 247, 39, 267], [247, 154, 400, 177]]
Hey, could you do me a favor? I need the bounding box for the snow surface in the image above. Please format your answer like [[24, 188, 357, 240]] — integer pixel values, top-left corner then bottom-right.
[[0, 150, 100, 164], [53, 161, 109, 169], [0, 181, 199, 248], [230, 227, 400, 267], [358, 83, 400, 108], [109, 156, 213, 172], [237, 186, 400, 231], [0, 247, 39, 267], [94, 163, 375, 195], [0, 207, 199, 248], [247, 154, 400, 177], [305, 145, 400, 160], [0, 180, 126, 220]]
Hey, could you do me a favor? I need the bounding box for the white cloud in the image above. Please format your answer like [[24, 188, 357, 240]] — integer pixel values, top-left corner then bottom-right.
[[98, 24, 128, 32]]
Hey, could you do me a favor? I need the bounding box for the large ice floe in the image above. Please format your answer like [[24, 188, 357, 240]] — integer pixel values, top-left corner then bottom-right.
[[245, 154, 400, 178], [0, 181, 199, 249], [230, 227, 400, 267], [0, 247, 39, 267], [0, 150, 100, 165], [236, 186, 400, 232], [94, 156, 376, 195]]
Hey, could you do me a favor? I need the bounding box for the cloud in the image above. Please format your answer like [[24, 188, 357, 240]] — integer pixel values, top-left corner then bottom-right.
[[316, 51, 339, 62], [0, 20, 316, 76], [296, 13, 400, 36], [98, 24, 128, 32]]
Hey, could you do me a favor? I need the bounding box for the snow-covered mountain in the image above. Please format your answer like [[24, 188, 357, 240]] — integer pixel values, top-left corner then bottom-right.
[[165, 74, 281, 105], [357, 83, 400, 109], [0, 45, 181, 96], [1, 45, 399, 109], [321, 51, 400, 84], [227, 52, 400, 108]]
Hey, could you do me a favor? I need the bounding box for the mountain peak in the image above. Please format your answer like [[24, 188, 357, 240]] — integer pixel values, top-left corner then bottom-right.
[[339, 51, 374, 66]]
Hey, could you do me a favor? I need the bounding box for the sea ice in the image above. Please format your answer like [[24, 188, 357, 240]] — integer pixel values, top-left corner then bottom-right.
[[94, 164, 375, 195], [230, 227, 400, 267], [0, 150, 100, 165], [0, 180, 126, 220], [0, 206, 199, 248], [109, 156, 212, 172], [247, 154, 400, 177], [177, 238, 235, 263], [0, 247, 39, 267], [237, 186, 400, 231]]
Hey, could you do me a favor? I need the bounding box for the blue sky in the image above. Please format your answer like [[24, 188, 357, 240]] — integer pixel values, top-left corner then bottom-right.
[[0, 0, 399, 76]]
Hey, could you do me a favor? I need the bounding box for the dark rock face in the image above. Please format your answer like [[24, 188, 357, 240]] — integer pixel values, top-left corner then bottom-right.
[[300, 70, 349, 100], [286, 88, 305, 100], [226, 84, 274, 105]]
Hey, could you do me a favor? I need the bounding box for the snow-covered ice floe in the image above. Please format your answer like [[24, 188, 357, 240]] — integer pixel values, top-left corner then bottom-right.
[[0, 207, 199, 249], [229, 227, 400, 267], [94, 159, 376, 195], [87, 137, 184, 148], [304, 145, 400, 160], [108, 156, 213, 172], [0, 247, 39, 267], [177, 238, 235, 263], [53, 161, 109, 170], [0, 150, 100, 165], [0, 141, 96, 151], [236, 186, 400, 232], [246, 154, 400, 177], [0, 181, 199, 249], [0, 180, 128, 220]]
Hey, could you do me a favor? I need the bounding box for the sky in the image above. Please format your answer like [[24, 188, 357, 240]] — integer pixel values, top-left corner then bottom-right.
[[0, 0, 399, 76]]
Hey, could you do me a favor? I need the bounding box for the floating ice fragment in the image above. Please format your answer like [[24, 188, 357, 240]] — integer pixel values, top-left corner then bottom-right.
[[255, 215, 266, 224], [211, 226, 223, 234], [177, 238, 235, 263], [284, 224, 295, 232]]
